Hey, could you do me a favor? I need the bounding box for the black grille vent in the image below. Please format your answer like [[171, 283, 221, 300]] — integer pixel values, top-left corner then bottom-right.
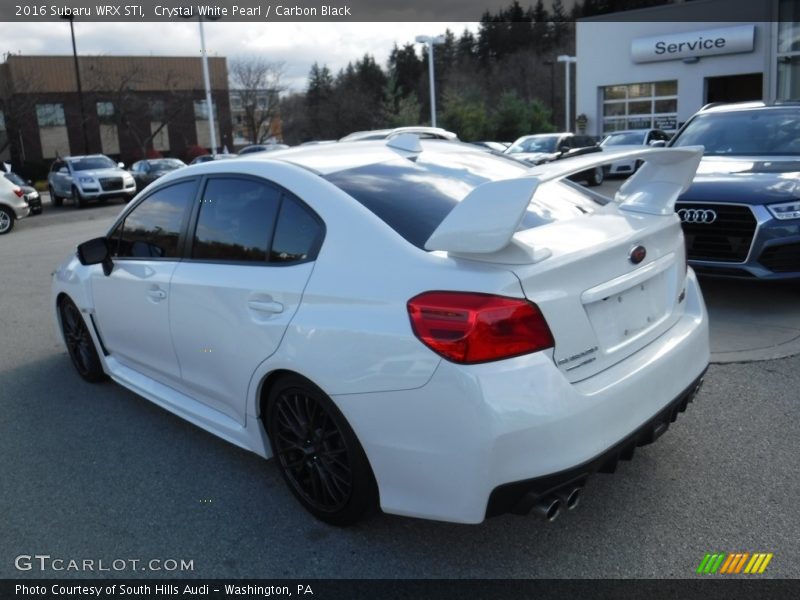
[[759, 243, 800, 273], [99, 177, 123, 191], [676, 203, 756, 262]]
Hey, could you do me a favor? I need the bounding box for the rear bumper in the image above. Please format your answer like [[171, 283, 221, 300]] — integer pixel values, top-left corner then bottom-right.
[[485, 368, 706, 518], [334, 270, 709, 523]]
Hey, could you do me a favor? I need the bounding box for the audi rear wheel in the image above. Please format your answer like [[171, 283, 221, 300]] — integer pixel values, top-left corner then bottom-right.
[[0, 206, 14, 234]]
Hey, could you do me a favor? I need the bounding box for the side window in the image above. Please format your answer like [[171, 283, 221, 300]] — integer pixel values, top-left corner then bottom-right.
[[270, 194, 324, 263], [192, 177, 281, 262], [109, 180, 195, 259]]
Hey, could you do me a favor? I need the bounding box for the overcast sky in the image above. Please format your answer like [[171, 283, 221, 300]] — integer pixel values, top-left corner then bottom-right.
[[0, 21, 481, 92]]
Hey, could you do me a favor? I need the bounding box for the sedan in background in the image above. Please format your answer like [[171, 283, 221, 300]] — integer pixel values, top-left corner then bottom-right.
[[600, 129, 672, 176], [4, 171, 42, 214], [505, 133, 605, 186], [670, 102, 800, 279], [53, 137, 708, 526], [129, 158, 186, 191]]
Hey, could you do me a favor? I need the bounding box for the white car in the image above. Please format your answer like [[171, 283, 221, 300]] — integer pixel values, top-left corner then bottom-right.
[[0, 173, 31, 234], [600, 129, 672, 176], [51, 137, 709, 525]]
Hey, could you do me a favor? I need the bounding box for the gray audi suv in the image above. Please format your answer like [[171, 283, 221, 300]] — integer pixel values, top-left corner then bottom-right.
[[670, 102, 800, 279]]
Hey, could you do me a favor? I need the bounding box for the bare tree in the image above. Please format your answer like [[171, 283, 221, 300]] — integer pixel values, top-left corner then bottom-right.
[[84, 63, 195, 160], [229, 56, 286, 144]]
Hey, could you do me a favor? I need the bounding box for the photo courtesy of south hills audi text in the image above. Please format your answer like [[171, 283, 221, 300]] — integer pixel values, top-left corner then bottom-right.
[[14, 583, 315, 597]]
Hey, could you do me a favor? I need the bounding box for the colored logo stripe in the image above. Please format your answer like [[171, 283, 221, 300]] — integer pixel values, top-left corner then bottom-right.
[[699, 552, 773, 574]]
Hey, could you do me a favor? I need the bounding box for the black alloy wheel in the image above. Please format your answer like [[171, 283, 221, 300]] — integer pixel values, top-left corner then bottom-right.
[[266, 376, 377, 525], [59, 297, 106, 382]]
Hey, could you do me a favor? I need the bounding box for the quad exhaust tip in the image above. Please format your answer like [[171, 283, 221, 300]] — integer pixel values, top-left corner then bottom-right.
[[555, 487, 582, 511], [530, 496, 562, 522]]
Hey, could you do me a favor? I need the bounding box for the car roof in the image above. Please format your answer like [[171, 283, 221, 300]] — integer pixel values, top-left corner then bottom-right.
[[186, 139, 491, 177], [695, 101, 800, 114], [61, 154, 110, 161]]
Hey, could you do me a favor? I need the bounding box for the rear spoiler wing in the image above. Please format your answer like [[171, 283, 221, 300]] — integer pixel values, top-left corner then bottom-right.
[[425, 146, 703, 254]]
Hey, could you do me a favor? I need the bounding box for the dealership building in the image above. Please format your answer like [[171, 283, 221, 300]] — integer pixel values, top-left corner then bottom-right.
[[575, 0, 798, 137]]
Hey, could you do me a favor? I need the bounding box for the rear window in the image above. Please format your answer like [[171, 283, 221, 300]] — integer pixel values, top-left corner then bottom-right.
[[324, 151, 595, 249]]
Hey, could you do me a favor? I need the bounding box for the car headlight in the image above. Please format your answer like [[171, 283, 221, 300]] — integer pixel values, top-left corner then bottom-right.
[[767, 201, 800, 220], [78, 176, 95, 184]]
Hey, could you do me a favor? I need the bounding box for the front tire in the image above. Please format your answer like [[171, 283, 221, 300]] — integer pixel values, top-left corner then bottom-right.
[[588, 166, 604, 187], [265, 375, 378, 525], [71, 185, 85, 209], [0, 206, 14, 234], [58, 296, 106, 382], [49, 186, 63, 207]]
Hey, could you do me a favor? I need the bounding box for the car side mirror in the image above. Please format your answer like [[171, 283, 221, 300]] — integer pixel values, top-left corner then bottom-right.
[[77, 237, 113, 276], [27, 179, 33, 185], [649, 140, 666, 148], [558, 144, 570, 154]]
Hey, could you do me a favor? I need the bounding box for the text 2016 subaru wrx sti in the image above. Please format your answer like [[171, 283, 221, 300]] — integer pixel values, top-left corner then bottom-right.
[[52, 137, 709, 525]]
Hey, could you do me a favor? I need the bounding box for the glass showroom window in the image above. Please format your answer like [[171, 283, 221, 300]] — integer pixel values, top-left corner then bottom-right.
[[777, 0, 800, 100], [36, 103, 66, 128], [601, 81, 678, 134]]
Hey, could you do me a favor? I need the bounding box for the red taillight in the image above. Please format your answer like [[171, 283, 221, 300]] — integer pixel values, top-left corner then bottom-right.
[[13, 187, 23, 198], [407, 291, 554, 364]]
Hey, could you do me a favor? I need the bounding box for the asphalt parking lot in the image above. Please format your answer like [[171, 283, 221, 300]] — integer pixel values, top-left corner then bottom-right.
[[1, 194, 798, 579]]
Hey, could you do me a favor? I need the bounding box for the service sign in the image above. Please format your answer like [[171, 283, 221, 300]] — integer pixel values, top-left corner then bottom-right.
[[631, 25, 755, 64]]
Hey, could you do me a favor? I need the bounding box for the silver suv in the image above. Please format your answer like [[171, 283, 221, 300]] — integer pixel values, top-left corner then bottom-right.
[[0, 174, 30, 234], [48, 155, 136, 208]]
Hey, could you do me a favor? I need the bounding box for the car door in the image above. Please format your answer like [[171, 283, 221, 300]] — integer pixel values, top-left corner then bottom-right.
[[90, 179, 197, 386], [168, 176, 323, 424]]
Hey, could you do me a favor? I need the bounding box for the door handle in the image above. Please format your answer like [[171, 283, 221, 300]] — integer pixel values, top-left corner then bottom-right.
[[247, 300, 284, 314], [147, 288, 167, 300]]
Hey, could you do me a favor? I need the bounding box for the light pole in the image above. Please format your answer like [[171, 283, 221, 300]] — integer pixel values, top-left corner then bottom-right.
[[61, 11, 89, 154], [198, 17, 218, 155], [543, 59, 556, 129], [557, 55, 577, 132], [415, 34, 445, 128]]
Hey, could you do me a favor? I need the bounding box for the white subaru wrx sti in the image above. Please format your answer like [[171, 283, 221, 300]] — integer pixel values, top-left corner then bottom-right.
[[52, 137, 709, 525]]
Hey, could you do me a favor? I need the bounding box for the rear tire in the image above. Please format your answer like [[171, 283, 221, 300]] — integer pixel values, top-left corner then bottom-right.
[[0, 206, 14, 234], [265, 375, 378, 526], [58, 296, 106, 382], [49, 186, 63, 207]]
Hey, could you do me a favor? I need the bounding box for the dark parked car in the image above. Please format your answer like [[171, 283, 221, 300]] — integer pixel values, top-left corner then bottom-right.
[[505, 133, 604, 186], [189, 153, 236, 165], [4, 172, 42, 214], [129, 158, 186, 191], [670, 102, 800, 280], [238, 143, 290, 155]]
